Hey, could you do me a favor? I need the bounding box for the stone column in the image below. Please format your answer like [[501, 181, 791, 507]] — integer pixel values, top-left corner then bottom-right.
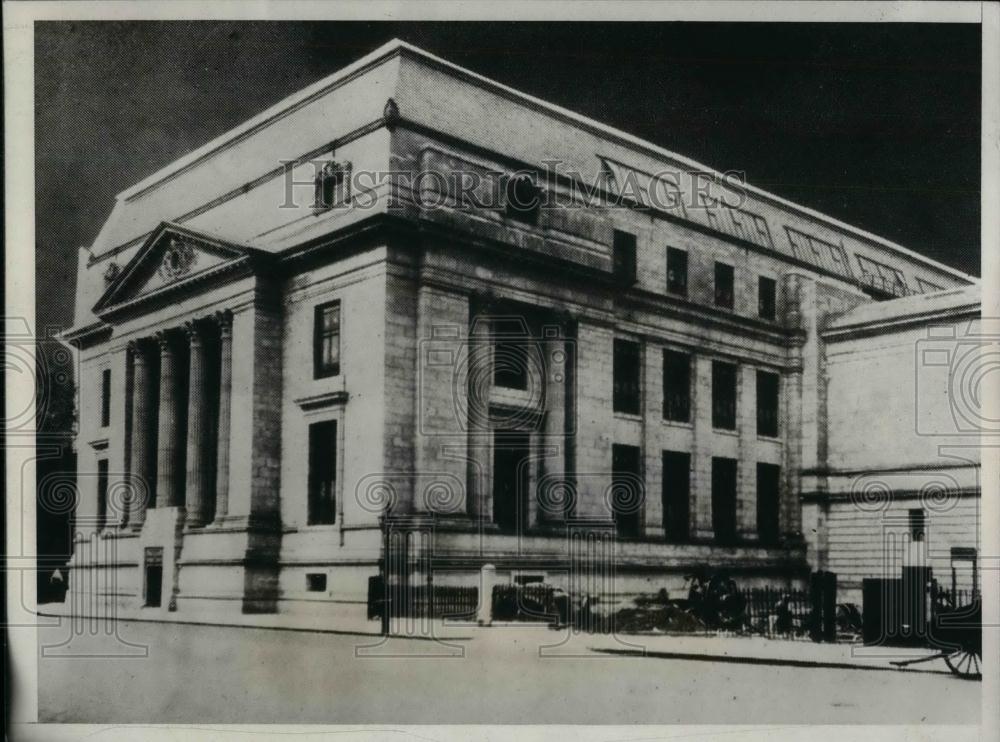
[[184, 321, 214, 528], [155, 332, 183, 508], [128, 340, 156, 529], [213, 310, 233, 522]]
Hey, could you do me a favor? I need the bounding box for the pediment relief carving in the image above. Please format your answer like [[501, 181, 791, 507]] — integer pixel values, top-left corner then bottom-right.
[[94, 223, 261, 317]]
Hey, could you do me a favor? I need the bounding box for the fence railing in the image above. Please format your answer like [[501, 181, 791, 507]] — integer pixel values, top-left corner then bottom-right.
[[367, 578, 478, 620], [739, 587, 815, 639]]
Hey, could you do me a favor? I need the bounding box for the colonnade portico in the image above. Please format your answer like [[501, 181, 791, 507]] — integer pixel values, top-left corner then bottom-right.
[[125, 310, 234, 529]]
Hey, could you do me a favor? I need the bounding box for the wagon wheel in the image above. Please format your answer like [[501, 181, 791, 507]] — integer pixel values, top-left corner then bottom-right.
[[944, 648, 981, 679]]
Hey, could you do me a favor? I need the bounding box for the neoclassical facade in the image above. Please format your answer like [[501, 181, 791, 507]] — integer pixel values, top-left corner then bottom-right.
[[61, 40, 980, 625]]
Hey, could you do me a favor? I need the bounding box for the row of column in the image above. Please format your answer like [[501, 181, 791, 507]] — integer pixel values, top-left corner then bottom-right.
[[125, 309, 234, 530]]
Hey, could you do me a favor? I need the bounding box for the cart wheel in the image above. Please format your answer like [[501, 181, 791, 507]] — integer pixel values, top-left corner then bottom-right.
[[944, 649, 981, 679]]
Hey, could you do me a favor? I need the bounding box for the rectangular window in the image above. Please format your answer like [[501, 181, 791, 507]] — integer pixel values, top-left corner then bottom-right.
[[611, 444, 643, 538], [757, 463, 781, 545], [786, 227, 852, 277], [493, 317, 529, 390], [313, 301, 341, 379], [315, 161, 350, 210], [613, 339, 641, 415], [857, 254, 909, 297], [307, 420, 337, 525], [909, 508, 926, 542], [493, 432, 530, 534], [505, 175, 540, 224], [712, 361, 737, 430], [306, 573, 328, 592], [613, 230, 637, 284], [756, 370, 780, 437], [662, 451, 691, 542], [666, 247, 688, 296], [662, 349, 691, 423], [96, 458, 109, 532], [714, 262, 734, 309], [143, 547, 164, 607], [101, 368, 111, 427], [758, 276, 776, 320], [712, 457, 738, 545]]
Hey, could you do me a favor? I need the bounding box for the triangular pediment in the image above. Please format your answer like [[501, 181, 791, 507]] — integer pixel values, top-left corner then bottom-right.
[[94, 223, 258, 316]]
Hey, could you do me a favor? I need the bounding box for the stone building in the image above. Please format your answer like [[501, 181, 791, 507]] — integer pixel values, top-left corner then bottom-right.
[[61, 40, 980, 624]]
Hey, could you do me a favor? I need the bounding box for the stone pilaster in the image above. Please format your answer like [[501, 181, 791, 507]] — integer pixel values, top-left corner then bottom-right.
[[737, 364, 758, 539], [466, 307, 491, 521], [572, 321, 614, 521], [642, 342, 664, 536], [184, 321, 214, 528], [539, 329, 570, 524], [213, 310, 233, 522], [690, 354, 714, 540], [128, 340, 157, 529], [155, 332, 184, 508]]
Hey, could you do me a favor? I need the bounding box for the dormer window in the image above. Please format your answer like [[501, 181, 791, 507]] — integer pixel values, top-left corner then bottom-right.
[[315, 160, 351, 211], [505, 174, 540, 224]]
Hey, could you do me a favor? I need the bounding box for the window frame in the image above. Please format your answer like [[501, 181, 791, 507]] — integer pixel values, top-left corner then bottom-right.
[[757, 275, 777, 320], [666, 247, 688, 297], [612, 230, 638, 284], [756, 369, 780, 438], [100, 368, 111, 428], [662, 348, 691, 423], [307, 419, 338, 526], [96, 458, 109, 532], [714, 261, 735, 309], [504, 174, 541, 224], [313, 300, 342, 379], [712, 360, 738, 431], [611, 443, 643, 539], [613, 338, 642, 415], [711, 456, 738, 545], [662, 450, 691, 543], [492, 317, 531, 391], [314, 160, 351, 211], [756, 462, 781, 546]]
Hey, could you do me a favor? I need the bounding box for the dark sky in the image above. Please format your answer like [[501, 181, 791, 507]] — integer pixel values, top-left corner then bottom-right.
[[35, 21, 982, 335]]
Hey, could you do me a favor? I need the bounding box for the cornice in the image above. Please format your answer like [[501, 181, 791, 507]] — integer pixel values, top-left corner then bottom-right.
[[822, 304, 980, 342]]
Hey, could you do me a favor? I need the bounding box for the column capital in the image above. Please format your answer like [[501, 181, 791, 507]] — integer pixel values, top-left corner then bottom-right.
[[184, 319, 209, 344], [127, 338, 153, 360], [155, 330, 175, 350], [214, 309, 234, 336]]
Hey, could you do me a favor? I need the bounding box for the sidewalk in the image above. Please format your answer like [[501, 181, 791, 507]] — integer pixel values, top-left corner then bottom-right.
[[580, 630, 953, 674], [38, 602, 955, 674], [438, 620, 952, 674], [36, 600, 472, 641]]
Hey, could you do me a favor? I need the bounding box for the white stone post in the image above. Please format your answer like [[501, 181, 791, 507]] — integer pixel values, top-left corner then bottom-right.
[[478, 563, 496, 626]]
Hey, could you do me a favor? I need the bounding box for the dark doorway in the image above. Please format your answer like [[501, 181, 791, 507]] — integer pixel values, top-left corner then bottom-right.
[[611, 444, 643, 538], [662, 451, 690, 542], [144, 547, 164, 607], [493, 432, 530, 533]]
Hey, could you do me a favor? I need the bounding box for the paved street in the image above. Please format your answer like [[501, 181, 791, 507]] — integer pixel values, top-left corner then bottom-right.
[[37, 619, 980, 724]]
